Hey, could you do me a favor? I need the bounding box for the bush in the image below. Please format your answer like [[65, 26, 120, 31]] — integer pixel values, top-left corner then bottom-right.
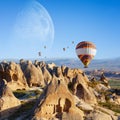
[[13, 89, 27, 98], [98, 101, 120, 113]]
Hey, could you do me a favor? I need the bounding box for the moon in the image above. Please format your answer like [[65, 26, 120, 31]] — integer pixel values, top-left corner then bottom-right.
[[10, 0, 54, 58]]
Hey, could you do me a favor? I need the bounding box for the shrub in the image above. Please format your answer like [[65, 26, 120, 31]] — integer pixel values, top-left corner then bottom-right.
[[98, 101, 120, 113]]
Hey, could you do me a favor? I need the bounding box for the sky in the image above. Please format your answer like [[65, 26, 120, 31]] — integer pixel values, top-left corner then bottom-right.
[[0, 0, 120, 60]]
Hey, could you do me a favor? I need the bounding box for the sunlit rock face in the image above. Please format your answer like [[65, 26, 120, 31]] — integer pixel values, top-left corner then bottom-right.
[[20, 60, 45, 87], [0, 61, 28, 90], [31, 78, 84, 120], [72, 74, 97, 104], [0, 79, 21, 119], [0, 60, 119, 120]]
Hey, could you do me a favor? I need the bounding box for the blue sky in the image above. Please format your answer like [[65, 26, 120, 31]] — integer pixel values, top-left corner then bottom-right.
[[0, 0, 120, 59]]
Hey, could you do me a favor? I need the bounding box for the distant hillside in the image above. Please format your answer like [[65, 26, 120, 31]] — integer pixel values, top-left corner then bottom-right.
[[46, 58, 120, 72]]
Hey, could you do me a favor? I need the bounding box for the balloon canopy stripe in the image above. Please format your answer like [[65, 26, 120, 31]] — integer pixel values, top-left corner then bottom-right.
[[78, 55, 94, 66], [76, 48, 97, 56], [78, 55, 94, 61], [76, 41, 96, 49]]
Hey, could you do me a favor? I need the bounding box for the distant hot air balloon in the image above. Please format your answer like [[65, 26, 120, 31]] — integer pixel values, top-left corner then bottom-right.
[[75, 41, 97, 68], [38, 52, 41, 56], [44, 46, 46, 49], [63, 48, 66, 51]]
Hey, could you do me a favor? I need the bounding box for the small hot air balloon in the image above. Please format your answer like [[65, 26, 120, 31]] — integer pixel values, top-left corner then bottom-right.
[[75, 41, 97, 68], [63, 48, 66, 51], [44, 46, 46, 49], [38, 52, 41, 56], [72, 41, 74, 44]]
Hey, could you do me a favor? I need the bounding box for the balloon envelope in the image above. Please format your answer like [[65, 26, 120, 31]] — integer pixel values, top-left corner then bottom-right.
[[72, 41, 74, 44], [75, 41, 97, 68], [44, 46, 46, 49], [38, 52, 41, 56], [63, 48, 66, 51]]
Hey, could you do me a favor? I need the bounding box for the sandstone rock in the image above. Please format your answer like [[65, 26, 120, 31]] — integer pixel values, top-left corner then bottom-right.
[[0, 60, 118, 120], [38, 61, 46, 68], [72, 74, 97, 104], [0, 61, 10, 81], [91, 106, 119, 120], [19, 59, 25, 64], [76, 100, 93, 111], [100, 73, 109, 87], [86, 110, 113, 120], [7, 62, 28, 90], [52, 66, 63, 78], [74, 95, 94, 111], [114, 95, 120, 105], [42, 67, 52, 85], [95, 83, 109, 91], [93, 81, 111, 102], [0, 61, 8, 73], [47, 62, 56, 70], [20, 61, 44, 87], [61, 65, 67, 75], [0, 79, 21, 119], [31, 78, 84, 120], [0, 61, 28, 90], [34, 60, 39, 67]]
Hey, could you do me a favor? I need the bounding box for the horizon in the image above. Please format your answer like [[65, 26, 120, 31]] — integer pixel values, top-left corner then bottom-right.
[[0, 56, 120, 62], [0, 0, 120, 59]]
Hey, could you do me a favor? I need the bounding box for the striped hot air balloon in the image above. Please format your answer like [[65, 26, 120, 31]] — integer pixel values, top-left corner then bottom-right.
[[75, 41, 97, 68]]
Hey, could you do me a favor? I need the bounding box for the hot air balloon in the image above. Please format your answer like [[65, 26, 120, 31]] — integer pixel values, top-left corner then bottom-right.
[[72, 41, 74, 44], [63, 48, 66, 51], [38, 52, 41, 56], [44, 46, 46, 49], [75, 41, 97, 68]]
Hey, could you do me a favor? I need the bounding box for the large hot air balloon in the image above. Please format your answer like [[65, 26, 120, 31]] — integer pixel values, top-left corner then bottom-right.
[[75, 41, 97, 68]]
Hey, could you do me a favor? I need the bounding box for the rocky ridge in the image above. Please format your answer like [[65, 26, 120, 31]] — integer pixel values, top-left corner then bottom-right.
[[0, 59, 119, 120]]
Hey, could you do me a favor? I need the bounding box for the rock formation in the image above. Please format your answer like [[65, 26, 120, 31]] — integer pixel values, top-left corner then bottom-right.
[[0, 60, 119, 119], [0, 61, 28, 90], [0, 79, 21, 119], [41, 67, 52, 85], [71, 74, 97, 104], [20, 60, 45, 87], [31, 78, 84, 120]]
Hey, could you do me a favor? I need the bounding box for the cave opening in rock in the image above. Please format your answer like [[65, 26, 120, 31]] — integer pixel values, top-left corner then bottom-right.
[[63, 98, 71, 112], [12, 74, 18, 81], [76, 84, 84, 99]]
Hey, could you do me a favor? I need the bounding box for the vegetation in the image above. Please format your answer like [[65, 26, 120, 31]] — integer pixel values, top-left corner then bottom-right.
[[98, 101, 120, 113], [13, 89, 27, 98], [108, 79, 120, 89], [9, 100, 36, 120], [9, 89, 43, 119], [13, 89, 42, 99], [98, 90, 112, 101]]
